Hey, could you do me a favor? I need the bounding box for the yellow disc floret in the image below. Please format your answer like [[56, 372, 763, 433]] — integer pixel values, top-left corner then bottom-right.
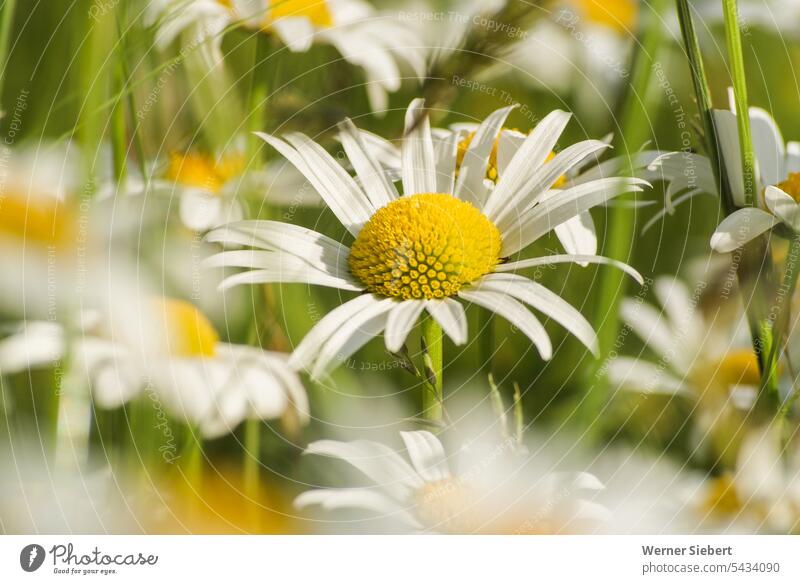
[[166, 152, 244, 194], [267, 0, 333, 28], [777, 172, 800, 202], [0, 192, 74, 246], [569, 0, 639, 34], [349, 193, 501, 300], [151, 297, 220, 358]]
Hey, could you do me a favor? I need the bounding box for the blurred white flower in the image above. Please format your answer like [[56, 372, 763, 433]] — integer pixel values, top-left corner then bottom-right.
[[75, 296, 309, 438], [207, 99, 647, 378], [608, 275, 761, 462], [295, 430, 608, 533], [691, 424, 800, 533], [147, 0, 426, 112], [0, 321, 65, 375]]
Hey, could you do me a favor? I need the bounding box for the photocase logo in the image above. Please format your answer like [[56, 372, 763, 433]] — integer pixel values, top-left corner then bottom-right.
[[20, 544, 46, 572]]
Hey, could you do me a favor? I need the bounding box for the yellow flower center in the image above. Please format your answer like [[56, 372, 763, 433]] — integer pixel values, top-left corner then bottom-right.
[[715, 350, 761, 387], [348, 194, 502, 300], [701, 474, 742, 517], [414, 479, 479, 533], [777, 172, 800, 202], [456, 130, 565, 187], [151, 297, 219, 358], [166, 152, 244, 194], [267, 0, 333, 28], [0, 192, 73, 246], [568, 0, 639, 34]]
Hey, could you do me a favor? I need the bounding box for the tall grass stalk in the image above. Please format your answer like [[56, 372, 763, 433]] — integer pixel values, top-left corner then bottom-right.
[[720, 0, 781, 406], [581, 0, 667, 434], [0, 0, 17, 103]]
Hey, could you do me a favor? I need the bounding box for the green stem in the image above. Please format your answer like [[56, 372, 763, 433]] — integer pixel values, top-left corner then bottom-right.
[[478, 309, 494, 379], [181, 429, 203, 490], [722, 0, 756, 207], [770, 234, 800, 417], [243, 417, 261, 501], [0, 0, 17, 104], [247, 32, 271, 162], [582, 0, 666, 431], [421, 317, 443, 423]]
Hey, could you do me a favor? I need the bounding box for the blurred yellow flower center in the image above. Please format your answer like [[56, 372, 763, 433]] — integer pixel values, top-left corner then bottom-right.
[[152, 297, 219, 358], [777, 172, 800, 202], [414, 479, 478, 533], [568, 0, 639, 34], [456, 130, 565, 187], [0, 192, 73, 245], [715, 350, 761, 387], [349, 193, 502, 300], [702, 474, 742, 516], [267, 0, 333, 28], [166, 152, 244, 194]]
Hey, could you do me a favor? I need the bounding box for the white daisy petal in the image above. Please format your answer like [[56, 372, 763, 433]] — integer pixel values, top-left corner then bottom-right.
[[304, 438, 424, 499], [653, 276, 700, 337], [454, 105, 516, 206], [483, 110, 571, 217], [179, 189, 223, 231], [607, 357, 689, 395], [749, 107, 786, 188], [294, 488, 421, 527], [255, 132, 372, 235], [458, 289, 552, 360], [497, 254, 643, 285], [271, 17, 315, 52], [711, 109, 746, 206], [338, 118, 398, 208], [501, 177, 648, 256], [553, 211, 597, 261], [495, 129, 527, 177], [475, 274, 598, 355], [400, 431, 451, 483], [424, 299, 468, 345], [289, 295, 380, 372], [710, 207, 779, 253], [620, 298, 678, 366], [0, 321, 65, 374], [493, 139, 610, 230], [786, 142, 800, 174], [433, 131, 461, 195], [764, 185, 800, 229], [212, 253, 363, 292], [402, 98, 437, 194], [311, 297, 395, 379], [384, 301, 426, 353]]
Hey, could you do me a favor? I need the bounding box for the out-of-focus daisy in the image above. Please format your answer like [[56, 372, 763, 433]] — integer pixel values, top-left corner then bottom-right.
[[148, 0, 426, 112], [161, 149, 247, 231], [207, 100, 647, 378], [709, 102, 800, 251], [75, 296, 309, 438], [506, 0, 639, 112], [0, 321, 65, 375], [608, 275, 759, 464], [694, 424, 800, 534], [295, 430, 607, 533], [0, 142, 80, 319]]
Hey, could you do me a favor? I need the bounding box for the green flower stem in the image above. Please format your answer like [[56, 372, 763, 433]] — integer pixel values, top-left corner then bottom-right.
[[722, 0, 756, 207], [247, 32, 272, 162], [582, 0, 666, 433], [720, 0, 781, 404], [0, 0, 17, 103], [182, 429, 204, 491], [243, 417, 261, 501], [421, 317, 443, 423], [478, 309, 495, 379], [770, 233, 800, 417]]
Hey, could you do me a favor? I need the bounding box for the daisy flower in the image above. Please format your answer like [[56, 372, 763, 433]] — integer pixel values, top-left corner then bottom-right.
[[694, 424, 800, 533], [206, 99, 647, 378], [0, 142, 80, 319], [696, 100, 800, 252], [148, 0, 426, 112], [295, 430, 607, 533], [0, 321, 65, 376], [75, 296, 309, 439], [608, 275, 760, 463], [162, 149, 247, 231]]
